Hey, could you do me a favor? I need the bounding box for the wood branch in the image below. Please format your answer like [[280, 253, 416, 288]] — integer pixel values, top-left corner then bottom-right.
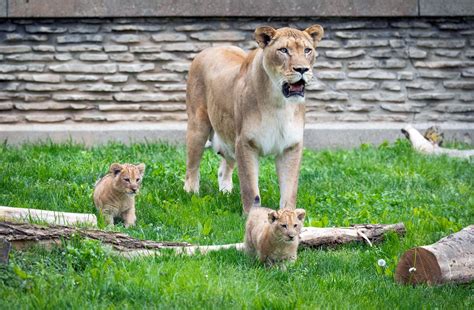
[[395, 225, 474, 286], [299, 223, 406, 248], [0, 206, 97, 226], [0, 239, 10, 264], [0, 221, 406, 259], [401, 125, 474, 159]]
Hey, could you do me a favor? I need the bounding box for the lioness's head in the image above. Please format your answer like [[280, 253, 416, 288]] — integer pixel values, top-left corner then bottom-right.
[[255, 25, 324, 103], [268, 208, 306, 242], [109, 163, 146, 195]]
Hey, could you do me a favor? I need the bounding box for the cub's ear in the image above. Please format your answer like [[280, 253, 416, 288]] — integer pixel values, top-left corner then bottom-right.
[[109, 163, 122, 176], [295, 209, 306, 222], [255, 26, 276, 49], [136, 163, 146, 175], [304, 24, 324, 47], [268, 210, 279, 223]]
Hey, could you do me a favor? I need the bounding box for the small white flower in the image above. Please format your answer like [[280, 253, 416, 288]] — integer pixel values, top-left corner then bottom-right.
[[409, 267, 416, 273], [377, 259, 387, 267]]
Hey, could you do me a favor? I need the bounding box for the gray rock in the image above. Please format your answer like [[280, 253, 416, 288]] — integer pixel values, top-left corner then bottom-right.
[[99, 104, 141, 111], [317, 40, 341, 48], [408, 47, 428, 59], [0, 74, 16, 81], [79, 53, 109, 61], [156, 84, 187, 92], [347, 104, 375, 112], [65, 75, 99, 82], [118, 63, 155, 73], [416, 40, 465, 48], [314, 62, 343, 69], [316, 71, 346, 80], [361, 93, 405, 102], [325, 50, 365, 59], [50, 63, 117, 73], [0, 65, 28, 73], [0, 46, 31, 53], [380, 82, 401, 91], [381, 104, 425, 112], [324, 104, 345, 112], [114, 93, 185, 102], [307, 91, 349, 101], [56, 45, 103, 52], [0, 115, 22, 123], [32, 45, 55, 52], [122, 84, 149, 92], [414, 61, 465, 68], [334, 31, 361, 39], [57, 35, 103, 44], [408, 93, 456, 100], [25, 115, 68, 123], [69, 25, 100, 34], [111, 35, 146, 43], [151, 33, 187, 42], [163, 63, 191, 73], [55, 54, 73, 61], [345, 40, 389, 48], [443, 81, 474, 90], [162, 43, 211, 52], [18, 74, 61, 83], [53, 94, 113, 101], [405, 82, 436, 90], [5, 33, 48, 42], [0, 102, 13, 110], [25, 25, 67, 33], [136, 73, 182, 82], [462, 69, 474, 78], [79, 84, 120, 92], [347, 61, 376, 69], [190, 31, 246, 41], [377, 59, 406, 69], [130, 46, 162, 53], [434, 50, 460, 58], [104, 75, 129, 83], [418, 71, 460, 79], [434, 104, 474, 113], [104, 45, 129, 52], [138, 53, 178, 61], [5, 53, 54, 61], [348, 70, 397, 80], [25, 83, 76, 92], [109, 53, 135, 62], [335, 81, 377, 90]]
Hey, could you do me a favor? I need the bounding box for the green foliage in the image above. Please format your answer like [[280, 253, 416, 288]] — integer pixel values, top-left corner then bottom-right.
[[0, 140, 473, 308]]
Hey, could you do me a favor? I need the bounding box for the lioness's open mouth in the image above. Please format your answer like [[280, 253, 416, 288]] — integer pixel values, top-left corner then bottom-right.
[[282, 80, 305, 98]]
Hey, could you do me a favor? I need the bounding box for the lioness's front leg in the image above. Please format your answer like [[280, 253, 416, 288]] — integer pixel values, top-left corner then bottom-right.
[[236, 137, 260, 214], [276, 143, 303, 209]]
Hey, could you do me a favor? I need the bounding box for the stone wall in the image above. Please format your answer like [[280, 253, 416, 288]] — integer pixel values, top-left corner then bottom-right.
[[0, 17, 473, 146]]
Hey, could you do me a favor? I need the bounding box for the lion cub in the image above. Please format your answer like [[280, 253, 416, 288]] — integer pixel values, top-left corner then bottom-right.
[[244, 199, 306, 266], [93, 163, 145, 227]]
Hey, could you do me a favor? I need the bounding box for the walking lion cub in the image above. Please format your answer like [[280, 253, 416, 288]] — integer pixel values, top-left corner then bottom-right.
[[93, 163, 145, 227], [244, 198, 306, 266]]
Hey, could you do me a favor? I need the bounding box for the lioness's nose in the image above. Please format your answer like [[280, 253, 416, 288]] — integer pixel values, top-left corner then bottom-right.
[[293, 67, 309, 74]]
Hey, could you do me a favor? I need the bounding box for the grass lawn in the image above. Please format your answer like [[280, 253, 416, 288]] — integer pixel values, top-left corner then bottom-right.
[[0, 139, 473, 309]]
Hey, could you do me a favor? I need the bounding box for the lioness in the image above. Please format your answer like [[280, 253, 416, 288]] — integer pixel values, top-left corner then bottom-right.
[[244, 197, 306, 266], [184, 25, 324, 213], [93, 163, 145, 227]]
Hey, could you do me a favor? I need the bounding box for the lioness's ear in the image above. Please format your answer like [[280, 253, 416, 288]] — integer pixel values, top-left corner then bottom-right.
[[109, 163, 122, 176], [304, 24, 324, 47], [255, 26, 276, 48], [136, 163, 146, 175], [268, 210, 279, 223], [295, 209, 306, 222]]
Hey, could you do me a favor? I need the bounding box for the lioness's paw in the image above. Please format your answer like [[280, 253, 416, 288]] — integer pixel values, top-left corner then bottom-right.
[[219, 182, 233, 193], [184, 181, 199, 194]]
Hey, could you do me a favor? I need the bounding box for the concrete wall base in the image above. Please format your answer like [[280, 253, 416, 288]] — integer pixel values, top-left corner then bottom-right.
[[1, 122, 472, 149]]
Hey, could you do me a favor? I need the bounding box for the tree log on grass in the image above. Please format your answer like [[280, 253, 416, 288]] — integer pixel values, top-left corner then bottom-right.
[[0, 221, 405, 258], [401, 125, 474, 159], [395, 225, 474, 286], [0, 206, 97, 226]]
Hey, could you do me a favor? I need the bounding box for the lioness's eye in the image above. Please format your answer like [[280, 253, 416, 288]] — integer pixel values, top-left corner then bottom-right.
[[294, 224, 298, 228], [136, 178, 140, 182], [304, 48, 312, 54], [278, 48, 288, 54], [124, 178, 130, 182], [281, 224, 287, 229]]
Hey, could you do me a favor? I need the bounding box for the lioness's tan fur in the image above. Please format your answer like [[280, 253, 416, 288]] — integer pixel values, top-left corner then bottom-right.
[[184, 25, 324, 213], [93, 163, 145, 227], [245, 206, 306, 266]]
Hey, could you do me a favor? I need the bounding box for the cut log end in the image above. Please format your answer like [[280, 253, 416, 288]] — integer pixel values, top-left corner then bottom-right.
[[395, 247, 442, 285]]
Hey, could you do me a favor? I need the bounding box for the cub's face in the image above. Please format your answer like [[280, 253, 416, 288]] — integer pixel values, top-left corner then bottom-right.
[[109, 163, 146, 195], [268, 208, 306, 242], [255, 25, 324, 103]]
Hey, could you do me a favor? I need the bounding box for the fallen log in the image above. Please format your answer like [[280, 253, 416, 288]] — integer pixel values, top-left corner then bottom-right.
[[299, 223, 406, 248], [401, 125, 474, 159], [0, 221, 405, 258], [0, 206, 97, 226], [395, 225, 474, 285]]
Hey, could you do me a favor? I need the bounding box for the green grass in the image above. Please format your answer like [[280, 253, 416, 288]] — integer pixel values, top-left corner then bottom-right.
[[0, 139, 473, 309]]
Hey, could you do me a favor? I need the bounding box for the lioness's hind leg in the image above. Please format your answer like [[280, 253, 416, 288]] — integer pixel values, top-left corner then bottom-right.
[[218, 158, 235, 193], [184, 116, 212, 194]]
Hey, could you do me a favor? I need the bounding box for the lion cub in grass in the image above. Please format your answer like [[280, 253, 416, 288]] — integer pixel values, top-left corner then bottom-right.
[[244, 198, 306, 267], [94, 163, 145, 227]]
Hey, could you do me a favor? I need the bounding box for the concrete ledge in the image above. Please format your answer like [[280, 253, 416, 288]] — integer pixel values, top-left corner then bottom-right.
[[1, 122, 472, 149], [7, 0, 418, 17], [420, 0, 474, 16]]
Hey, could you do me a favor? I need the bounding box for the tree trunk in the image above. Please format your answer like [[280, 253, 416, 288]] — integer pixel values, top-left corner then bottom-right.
[[395, 225, 474, 285], [401, 125, 474, 159], [299, 223, 406, 248], [0, 221, 405, 258], [0, 206, 97, 226]]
